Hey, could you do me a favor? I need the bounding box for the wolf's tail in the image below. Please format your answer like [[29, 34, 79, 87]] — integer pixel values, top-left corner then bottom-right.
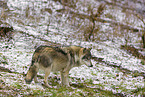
[[25, 64, 38, 84], [25, 45, 46, 84]]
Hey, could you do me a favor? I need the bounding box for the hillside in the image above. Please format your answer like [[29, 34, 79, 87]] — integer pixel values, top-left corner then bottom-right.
[[0, 0, 145, 96]]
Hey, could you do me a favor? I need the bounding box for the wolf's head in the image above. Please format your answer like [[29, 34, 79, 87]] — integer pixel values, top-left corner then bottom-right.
[[80, 48, 93, 67], [71, 46, 93, 67]]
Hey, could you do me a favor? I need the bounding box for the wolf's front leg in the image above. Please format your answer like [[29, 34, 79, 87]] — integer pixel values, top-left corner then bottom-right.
[[60, 71, 70, 87]]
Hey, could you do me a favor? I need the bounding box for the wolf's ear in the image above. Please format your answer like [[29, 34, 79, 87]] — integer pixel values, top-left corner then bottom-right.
[[83, 48, 87, 53], [88, 48, 92, 51]]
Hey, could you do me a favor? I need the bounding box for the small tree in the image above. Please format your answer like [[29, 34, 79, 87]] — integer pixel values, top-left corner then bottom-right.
[[87, 3, 106, 41], [134, 13, 145, 48], [142, 31, 145, 48]]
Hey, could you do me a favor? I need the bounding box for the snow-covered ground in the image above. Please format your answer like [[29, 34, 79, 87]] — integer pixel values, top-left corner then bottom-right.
[[0, 0, 145, 96]]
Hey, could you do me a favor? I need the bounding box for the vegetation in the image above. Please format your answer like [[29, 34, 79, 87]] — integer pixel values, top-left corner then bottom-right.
[[0, 0, 145, 96]]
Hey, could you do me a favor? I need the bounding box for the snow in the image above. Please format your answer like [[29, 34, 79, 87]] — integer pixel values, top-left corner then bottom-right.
[[0, 0, 145, 96]]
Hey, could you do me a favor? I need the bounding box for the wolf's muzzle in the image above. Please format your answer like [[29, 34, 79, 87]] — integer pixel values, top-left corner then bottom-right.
[[88, 61, 93, 67], [88, 63, 93, 67]]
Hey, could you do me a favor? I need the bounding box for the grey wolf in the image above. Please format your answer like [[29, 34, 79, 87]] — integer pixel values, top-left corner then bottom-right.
[[25, 45, 92, 87]]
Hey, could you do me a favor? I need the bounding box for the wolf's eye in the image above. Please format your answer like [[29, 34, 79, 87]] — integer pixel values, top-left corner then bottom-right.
[[82, 54, 91, 60], [82, 56, 87, 59]]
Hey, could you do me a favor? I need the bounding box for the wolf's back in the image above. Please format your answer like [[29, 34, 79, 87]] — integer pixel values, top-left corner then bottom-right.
[[31, 45, 67, 66], [31, 46, 50, 66]]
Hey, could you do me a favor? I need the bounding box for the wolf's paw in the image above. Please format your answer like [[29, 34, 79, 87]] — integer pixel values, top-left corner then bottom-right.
[[42, 82, 53, 88], [34, 80, 39, 83], [61, 83, 70, 87]]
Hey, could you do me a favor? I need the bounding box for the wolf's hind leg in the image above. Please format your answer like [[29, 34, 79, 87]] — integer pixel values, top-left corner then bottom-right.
[[33, 63, 39, 83], [44, 68, 52, 88], [34, 73, 38, 83]]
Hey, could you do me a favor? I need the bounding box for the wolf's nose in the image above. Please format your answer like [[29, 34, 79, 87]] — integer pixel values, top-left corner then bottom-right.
[[88, 64, 93, 67], [89, 60, 93, 67]]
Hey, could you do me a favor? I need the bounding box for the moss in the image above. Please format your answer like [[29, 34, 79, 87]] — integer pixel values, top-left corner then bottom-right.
[[141, 60, 145, 65]]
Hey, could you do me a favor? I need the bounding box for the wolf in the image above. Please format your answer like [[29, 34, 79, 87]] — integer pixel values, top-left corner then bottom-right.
[[25, 45, 92, 87]]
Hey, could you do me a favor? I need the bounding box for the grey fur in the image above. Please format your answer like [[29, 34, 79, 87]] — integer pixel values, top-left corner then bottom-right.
[[25, 45, 92, 87]]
